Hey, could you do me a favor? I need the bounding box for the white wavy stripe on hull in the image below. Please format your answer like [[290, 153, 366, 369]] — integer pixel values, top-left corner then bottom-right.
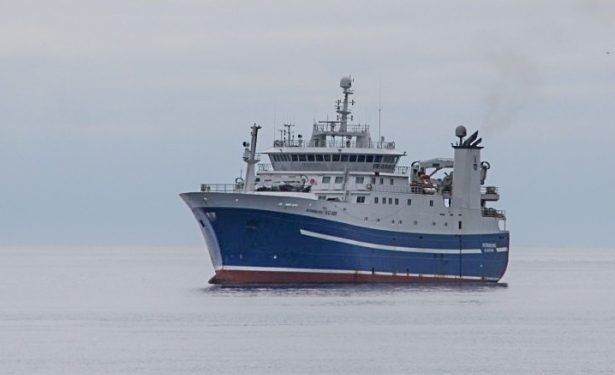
[[299, 229, 508, 254], [218, 265, 500, 282]]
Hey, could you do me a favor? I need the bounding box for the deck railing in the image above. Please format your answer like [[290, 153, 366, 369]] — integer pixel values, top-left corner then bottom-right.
[[258, 164, 409, 175], [482, 208, 506, 219], [312, 123, 370, 134], [200, 183, 243, 193], [481, 186, 499, 195]]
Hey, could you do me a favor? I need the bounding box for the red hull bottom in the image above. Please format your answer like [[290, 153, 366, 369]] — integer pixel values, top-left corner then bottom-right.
[[210, 270, 496, 285]]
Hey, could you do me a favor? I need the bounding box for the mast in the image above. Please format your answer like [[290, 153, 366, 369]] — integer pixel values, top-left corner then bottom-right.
[[337, 76, 354, 132], [243, 123, 261, 192]]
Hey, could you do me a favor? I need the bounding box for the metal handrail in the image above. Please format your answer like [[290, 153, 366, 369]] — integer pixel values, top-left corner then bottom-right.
[[200, 183, 243, 193], [259, 164, 407, 174], [312, 123, 370, 133], [482, 208, 506, 219], [370, 184, 412, 194], [481, 186, 499, 194]]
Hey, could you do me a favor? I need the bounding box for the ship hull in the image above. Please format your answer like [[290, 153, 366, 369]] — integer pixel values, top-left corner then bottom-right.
[[210, 268, 502, 284], [184, 201, 509, 285]]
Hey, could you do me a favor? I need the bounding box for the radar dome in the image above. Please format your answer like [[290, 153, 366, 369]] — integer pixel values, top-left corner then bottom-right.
[[340, 76, 352, 89], [455, 125, 467, 138]]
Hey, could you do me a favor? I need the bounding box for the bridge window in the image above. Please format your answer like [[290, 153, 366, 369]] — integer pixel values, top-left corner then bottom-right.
[[341, 154, 349, 162], [332, 154, 340, 162], [349, 154, 357, 162], [322, 176, 331, 183], [358, 155, 366, 162], [291, 154, 298, 161], [374, 155, 382, 162], [298, 154, 307, 161], [366, 155, 374, 162], [324, 154, 331, 161], [334, 176, 343, 183], [307, 154, 314, 162], [315, 154, 323, 162], [355, 176, 364, 184]]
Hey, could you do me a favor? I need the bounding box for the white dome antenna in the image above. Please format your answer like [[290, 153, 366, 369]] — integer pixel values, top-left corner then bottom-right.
[[340, 76, 353, 89], [455, 125, 467, 145]]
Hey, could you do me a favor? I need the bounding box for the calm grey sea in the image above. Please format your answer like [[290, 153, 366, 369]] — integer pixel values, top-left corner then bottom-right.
[[0, 246, 613, 374]]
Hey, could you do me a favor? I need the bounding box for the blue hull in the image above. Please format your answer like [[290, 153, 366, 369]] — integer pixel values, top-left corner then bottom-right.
[[191, 207, 509, 283]]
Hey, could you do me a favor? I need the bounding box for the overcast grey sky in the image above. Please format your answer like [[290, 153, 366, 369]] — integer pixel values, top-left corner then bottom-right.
[[1, 1, 614, 247]]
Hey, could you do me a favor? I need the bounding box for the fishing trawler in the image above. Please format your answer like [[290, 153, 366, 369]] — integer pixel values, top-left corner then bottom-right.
[[180, 76, 509, 284]]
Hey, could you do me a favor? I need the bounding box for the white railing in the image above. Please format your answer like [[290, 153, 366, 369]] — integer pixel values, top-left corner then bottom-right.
[[482, 208, 506, 219], [200, 183, 243, 193], [481, 186, 499, 194], [370, 184, 411, 194], [312, 123, 370, 134]]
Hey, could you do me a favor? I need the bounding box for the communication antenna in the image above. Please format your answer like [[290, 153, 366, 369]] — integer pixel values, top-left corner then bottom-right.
[[273, 105, 277, 141], [378, 78, 382, 142]]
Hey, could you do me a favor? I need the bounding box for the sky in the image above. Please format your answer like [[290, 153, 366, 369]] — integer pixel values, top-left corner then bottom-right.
[[1, 0, 614, 248]]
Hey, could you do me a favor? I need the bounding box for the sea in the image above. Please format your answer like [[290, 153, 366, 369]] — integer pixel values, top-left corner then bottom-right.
[[1, 246, 613, 374]]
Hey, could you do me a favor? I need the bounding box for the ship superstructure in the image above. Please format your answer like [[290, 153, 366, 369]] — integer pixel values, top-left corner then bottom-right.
[[181, 77, 509, 284]]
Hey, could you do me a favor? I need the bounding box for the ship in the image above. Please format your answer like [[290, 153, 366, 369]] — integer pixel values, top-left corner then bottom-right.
[[180, 76, 509, 284]]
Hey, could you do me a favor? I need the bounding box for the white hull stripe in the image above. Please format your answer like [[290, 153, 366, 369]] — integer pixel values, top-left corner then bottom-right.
[[219, 265, 497, 281], [299, 229, 487, 254]]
